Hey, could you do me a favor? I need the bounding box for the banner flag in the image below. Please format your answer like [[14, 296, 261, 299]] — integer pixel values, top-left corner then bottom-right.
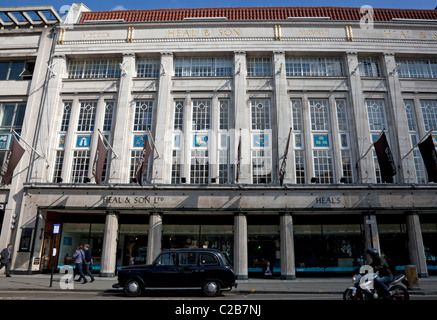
[[92, 135, 108, 185], [135, 136, 152, 186], [236, 134, 241, 183], [0, 136, 25, 185], [279, 129, 292, 186], [418, 134, 437, 183], [373, 131, 396, 183]]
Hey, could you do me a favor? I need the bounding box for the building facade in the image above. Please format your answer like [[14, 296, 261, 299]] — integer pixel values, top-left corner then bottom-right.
[[1, 4, 437, 279]]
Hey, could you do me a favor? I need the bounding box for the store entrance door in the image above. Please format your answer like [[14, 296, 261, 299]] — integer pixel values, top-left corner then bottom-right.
[[40, 232, 60, 273]]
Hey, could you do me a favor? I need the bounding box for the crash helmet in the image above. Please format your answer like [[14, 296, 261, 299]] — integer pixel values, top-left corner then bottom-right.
[[366, 248, 379, 257]]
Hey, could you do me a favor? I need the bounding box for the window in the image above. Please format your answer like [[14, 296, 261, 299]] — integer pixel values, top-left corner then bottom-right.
[[366, 99, 389, 183], [200, 253, 219, 266], [250, 99, 272, 184], [179, 252, 198, 266], [71, 150, 90, 183], [130, 149, 150, 184], [60, 102, 72, 132], [218, 100, 230, 183], [359, 57, 381, 77], [171, 150, 182, 184], [191, 99, 211, 184], [173, 100, 184, 131], [420, 100, 437, 131], [0, 61, 34, 80], [313, 150, 334, 184], [190, 149, 209, 184], [103, 101, 115, 132], [366, 100, 387, 132], [251, 100, 271, 130], [291, 99, 305, 184], [286, 58, 343, 77], [310, 99, 330, 131], [398, 59, 437, 79], [336, 99, 353, 183], [19, 228, 33, 252], [192, 100, 211, 131], [247, 57, 272, 76], [172, 100, 184, 184], [133, 100, 154, 131], [0, 102, 26, 134], [67, 59, 121, 79], [52, 150, 64, 183], [156, 253, 177, 266], [404, 100, 426, 183], [310, 99, 334, 184], [77, 101, 96, 132], [136, 58, 160, 77], [174, 57, 233, 77]]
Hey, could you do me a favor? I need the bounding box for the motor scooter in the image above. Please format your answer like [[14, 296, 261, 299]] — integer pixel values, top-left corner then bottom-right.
[[343, 265, 409, 300]]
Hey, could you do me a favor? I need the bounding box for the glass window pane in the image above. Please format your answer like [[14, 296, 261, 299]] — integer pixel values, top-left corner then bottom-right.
[[8, 61, 25, 80], [0, 62, 10, 80]]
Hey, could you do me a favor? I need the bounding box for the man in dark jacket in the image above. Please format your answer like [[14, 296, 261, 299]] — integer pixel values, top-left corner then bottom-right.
[[367, 249, 394, 298], [0, 244, 13, 277], [83, 244, 95, 282]]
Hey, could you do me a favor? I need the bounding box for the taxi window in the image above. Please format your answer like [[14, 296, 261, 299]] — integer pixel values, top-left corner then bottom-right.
[[156, 253, 177, 266], [179, 252, 198, 266], [200, 253, 219, 266]]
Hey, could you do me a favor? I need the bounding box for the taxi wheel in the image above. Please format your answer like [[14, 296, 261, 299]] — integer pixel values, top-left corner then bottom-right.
[[202, 280, 221, 297], [124, 278, 144, 297]]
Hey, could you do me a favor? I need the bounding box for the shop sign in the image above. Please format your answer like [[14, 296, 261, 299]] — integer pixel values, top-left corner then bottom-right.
[[103, 195, 165, 205], [314, 195, 343, 207]]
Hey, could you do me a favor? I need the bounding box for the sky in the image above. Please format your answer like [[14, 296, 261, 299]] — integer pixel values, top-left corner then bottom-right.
[[7, 0, 437, 12]]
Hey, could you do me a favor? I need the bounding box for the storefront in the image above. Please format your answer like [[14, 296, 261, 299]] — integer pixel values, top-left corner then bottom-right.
[[421, 215, 437, 274]]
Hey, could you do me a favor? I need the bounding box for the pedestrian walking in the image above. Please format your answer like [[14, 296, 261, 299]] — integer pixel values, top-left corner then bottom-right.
[[73, 245, 88, 283], [83, 244, 95, 283], [0, 244, 13, 277]]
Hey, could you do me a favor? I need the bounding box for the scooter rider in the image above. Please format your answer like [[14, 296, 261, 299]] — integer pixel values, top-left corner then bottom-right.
[[366, 248, 394, 298]]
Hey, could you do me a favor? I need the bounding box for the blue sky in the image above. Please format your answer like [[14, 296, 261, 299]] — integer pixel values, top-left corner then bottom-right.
[[10, 0, 437, 12]]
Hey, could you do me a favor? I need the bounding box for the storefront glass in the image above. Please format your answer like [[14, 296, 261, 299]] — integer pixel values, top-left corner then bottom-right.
[[294, 224, 364, 273], [116, 224, 148, 269], [421, 223, 437, 272], [248, 225, 280, 275], [378, 223, 409, 269], [162, 224, 233, 263], [58, 223, 104, 270]]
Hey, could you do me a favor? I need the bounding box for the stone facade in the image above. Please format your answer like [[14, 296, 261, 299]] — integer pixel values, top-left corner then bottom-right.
[[1, 4, 436, 278]]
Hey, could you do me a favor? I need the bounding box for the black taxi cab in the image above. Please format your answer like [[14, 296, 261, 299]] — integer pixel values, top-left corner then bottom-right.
[[113, 248, 237, 297]]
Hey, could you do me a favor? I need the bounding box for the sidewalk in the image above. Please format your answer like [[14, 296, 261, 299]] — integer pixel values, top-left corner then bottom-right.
[[1, 274, 436, 296]]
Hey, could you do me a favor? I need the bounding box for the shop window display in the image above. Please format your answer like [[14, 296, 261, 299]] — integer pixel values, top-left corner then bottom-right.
[[294, 224, 365, 273], [248, 225, 280, 276]]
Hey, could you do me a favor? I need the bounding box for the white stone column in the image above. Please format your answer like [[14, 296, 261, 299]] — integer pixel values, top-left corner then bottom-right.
[[280, 213, 296, 280], [110, 52, 135, 183], [153, 52, 173, 184], [146, 212, 162, 264], [273, 51, 291, 184], [345, 52, 373, 183], [233, 51, 251, 183], [363, 213, 380, 263], [406, 212, 428, 277], [234, 212, 248, 279], [100, 211, 118, 277], [383, 52, 409, 183]]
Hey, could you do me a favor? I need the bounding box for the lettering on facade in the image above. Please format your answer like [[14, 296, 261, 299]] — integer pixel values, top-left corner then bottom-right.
[[383, 30, 412, 39], [82, 32, 111, 39], [299, 29, 329, 36], [167, 28, 241, 38], [315, 196, 342, 205], [103, 196, 165, 205]]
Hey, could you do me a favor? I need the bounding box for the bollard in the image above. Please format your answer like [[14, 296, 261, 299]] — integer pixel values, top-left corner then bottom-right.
[[404, 265, 420, 289]]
